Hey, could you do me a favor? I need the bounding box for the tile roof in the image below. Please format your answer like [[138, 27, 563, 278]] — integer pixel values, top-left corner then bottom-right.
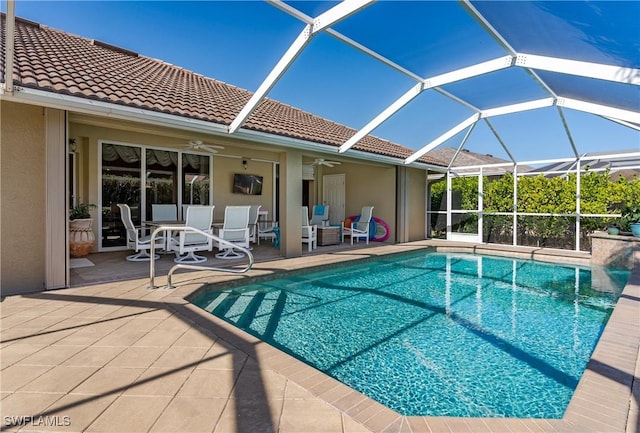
[[1, 15, 445, 167]]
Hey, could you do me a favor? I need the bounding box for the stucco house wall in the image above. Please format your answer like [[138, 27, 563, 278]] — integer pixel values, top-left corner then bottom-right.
[[406, 167, 427, 241], [1, 101, 47, 294], [1, 103, 431, 294]]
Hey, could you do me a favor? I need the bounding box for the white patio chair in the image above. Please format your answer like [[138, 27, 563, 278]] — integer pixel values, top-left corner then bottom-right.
[[169, 205, 215, 263], [310, 204, 329, 226], [257, 221, 279, 245], [117, 203, 164, 261], [343, 206, 374, 245], [151, 204, 178, 222], [215, 205, 251, 259], [248, 204, 261, 244], [302, 206, 317, 251]]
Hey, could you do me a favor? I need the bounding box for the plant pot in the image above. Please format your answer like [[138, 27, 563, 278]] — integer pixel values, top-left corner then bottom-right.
[[69, 218, 95, 257], [631, 223, 640, 238], [607, 226, 620, 236]]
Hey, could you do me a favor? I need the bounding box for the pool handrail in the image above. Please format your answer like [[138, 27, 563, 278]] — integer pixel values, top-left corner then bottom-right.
[[148, 225, 254, 290]]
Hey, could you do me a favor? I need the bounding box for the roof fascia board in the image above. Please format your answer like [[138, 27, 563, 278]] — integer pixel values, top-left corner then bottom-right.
[[3, 1, 16, 94], [5, 86, 230, 135], [8, 87, 427, 165], [516, 53, 640, 86], [339, 82, 424, 153], [405, 113, 481, 164], [558, 98, 640, 124], [229, 0, 374, 134], [480, 98, 555, 118]]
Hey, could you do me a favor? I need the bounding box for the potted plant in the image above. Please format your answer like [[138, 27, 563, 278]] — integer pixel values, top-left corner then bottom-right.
[[69, 203, 97, 257], [621, 203, 640, 237], [606, 224, 620, 236]]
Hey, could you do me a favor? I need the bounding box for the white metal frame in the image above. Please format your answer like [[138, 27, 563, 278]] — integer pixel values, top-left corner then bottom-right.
[[227, 1, 640, 169], [427, 151, 640, 251]]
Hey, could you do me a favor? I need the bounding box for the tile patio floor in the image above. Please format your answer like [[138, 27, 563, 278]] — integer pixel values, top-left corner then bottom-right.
[[1, 241, 639, 433]]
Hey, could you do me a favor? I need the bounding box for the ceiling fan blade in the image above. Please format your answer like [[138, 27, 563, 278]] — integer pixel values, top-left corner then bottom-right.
[[183, 140, 224, 153], [201, 144, 224, 153]]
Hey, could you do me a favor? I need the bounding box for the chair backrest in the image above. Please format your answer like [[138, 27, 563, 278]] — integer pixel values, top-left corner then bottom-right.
[[310, 204, 329, 226], [301, 206, 310, 227], [184, 205, 214, 243], [117, 204, 137, 243], [152, 204, 177, 222], [248, 205, 261, 226], [356, 206, 374, 230], [360, 206, 374, 223], [223, 206, 251, 230], [248, 205, 261, 241]]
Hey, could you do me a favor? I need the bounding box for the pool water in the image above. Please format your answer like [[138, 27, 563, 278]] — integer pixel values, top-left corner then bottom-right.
[[191, 252, 629, 418]]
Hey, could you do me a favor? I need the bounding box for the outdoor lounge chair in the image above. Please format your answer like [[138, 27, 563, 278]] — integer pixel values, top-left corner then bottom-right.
[[343, 206, 374, 245], [302, 206, 317, 251], [215, 205, 251, 259], [169, 205, 215, 263], [309, 204, 330, 226], [118, 203, 165, 261]]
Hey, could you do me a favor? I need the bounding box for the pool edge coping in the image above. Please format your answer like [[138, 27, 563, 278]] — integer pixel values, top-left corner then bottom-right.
[[164, 241, 639, 433]]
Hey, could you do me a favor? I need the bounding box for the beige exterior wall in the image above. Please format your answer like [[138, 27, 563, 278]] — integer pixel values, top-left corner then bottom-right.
[[322, 162, 397, 242], [70, 119, 280, 228], [1, 106, 430, 294], [405, 167, 427, 241], [1, 101, 47, 294]]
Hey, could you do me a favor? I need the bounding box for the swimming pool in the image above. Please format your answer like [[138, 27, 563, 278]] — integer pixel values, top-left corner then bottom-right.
[[191, 251, 630, 418]]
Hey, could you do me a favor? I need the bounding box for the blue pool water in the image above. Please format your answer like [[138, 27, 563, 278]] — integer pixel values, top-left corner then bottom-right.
[[191, 252, 629, 418]]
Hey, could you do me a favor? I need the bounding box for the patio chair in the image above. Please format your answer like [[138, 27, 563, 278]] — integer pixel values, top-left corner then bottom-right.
[[343, 206, 374, 245], [257, 221, 279, 245], [248, 204, 261, 244], [151, 204, 177, 222], [169, 205, 215, 263], [215, 205, 251, 259], [310, 204, 330, 227], [117, 203, 164, 261], [302, 206, 317, 251]]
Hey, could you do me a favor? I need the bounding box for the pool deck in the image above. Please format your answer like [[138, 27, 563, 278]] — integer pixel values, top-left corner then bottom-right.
[[1, 240, 638, 433]]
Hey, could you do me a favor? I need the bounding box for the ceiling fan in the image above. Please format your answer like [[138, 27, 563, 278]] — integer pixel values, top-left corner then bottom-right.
[[182, 140, 224, 154], [312, 158, 341, 168]]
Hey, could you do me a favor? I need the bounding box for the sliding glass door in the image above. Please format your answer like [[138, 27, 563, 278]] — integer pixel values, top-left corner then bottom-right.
[[99, 142, 211, 250], [101, 144, 142, 248], [145, 148, 179, 221]]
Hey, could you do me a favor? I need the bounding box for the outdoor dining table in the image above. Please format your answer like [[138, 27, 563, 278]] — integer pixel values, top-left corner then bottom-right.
[[142, 220, 227, 252]]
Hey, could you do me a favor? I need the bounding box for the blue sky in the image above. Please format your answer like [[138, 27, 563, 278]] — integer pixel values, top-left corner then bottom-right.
[[7, 1, 640, 163]]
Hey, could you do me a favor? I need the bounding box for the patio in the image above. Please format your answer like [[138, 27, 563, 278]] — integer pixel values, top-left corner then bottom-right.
[[2, 241, 639, 433]]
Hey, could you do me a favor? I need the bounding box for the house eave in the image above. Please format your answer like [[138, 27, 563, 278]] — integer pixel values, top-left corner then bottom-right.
[[1, 85, 446, 171]]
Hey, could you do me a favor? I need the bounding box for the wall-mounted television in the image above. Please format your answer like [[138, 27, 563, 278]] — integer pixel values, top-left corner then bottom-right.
[[233, 173, 263, 195]]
